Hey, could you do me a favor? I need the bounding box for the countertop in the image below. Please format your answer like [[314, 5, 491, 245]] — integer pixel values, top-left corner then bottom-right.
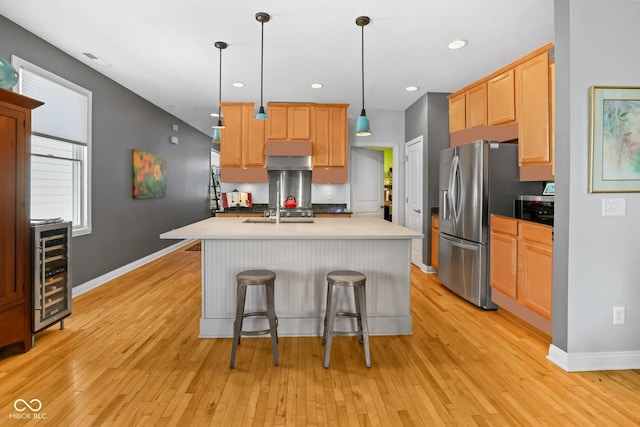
[[215, 203, 352, 215], [161, 217, 423, 240]]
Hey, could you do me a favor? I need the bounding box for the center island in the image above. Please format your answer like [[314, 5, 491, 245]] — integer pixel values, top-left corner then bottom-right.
[[160, 217, 423, 338]]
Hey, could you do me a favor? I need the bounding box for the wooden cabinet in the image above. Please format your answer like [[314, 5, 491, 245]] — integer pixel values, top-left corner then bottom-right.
[[518, 221, 553, 319], [219, 102, 267, 183], [312, 104, 347, 168], [448, 92, 466, 133], [516, 51, 551, 166], [487, 69, 515, 125], [266, 103, 312, 141], [489, 214, 552, 325], [489, 215, 518, 298], [0, 89, 43, 353], [465, 84, 487, 128], [431, 215, 439, 270]]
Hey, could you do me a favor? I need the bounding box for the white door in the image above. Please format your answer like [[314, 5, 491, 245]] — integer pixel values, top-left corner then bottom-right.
[[350, 148, 384, 218], [404, 137, 423, 266]]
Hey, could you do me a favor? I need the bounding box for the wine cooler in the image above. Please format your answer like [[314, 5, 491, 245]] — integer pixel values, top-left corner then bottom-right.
[[31, 221, 72, 343]]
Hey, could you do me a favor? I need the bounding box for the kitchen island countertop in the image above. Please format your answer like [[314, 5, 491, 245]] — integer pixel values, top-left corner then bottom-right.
[[161, 217, 422, 240]]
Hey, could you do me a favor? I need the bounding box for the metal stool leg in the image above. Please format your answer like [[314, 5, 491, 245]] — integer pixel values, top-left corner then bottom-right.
[[323, 283, 338, 368], [357, 284, 371, 368], [354, 285, 363, 344], [230, 282, 247, 369], [265, 280, 279, 366], [322, 278, 333, 345]]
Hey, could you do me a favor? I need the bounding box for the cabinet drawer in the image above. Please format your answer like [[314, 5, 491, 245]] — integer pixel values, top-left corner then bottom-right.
[[519, 221, 552, 245], [491, 215, 517, 236]]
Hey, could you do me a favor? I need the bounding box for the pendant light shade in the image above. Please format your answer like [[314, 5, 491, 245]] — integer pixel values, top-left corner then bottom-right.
[[355, 16, 372, 136], [212, 128, 221, 142], [255, 12, 270, 120], [212, 41, 227, 132]]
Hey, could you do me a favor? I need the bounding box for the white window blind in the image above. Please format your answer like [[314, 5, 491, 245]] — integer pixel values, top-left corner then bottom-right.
[[12, 55, 92, 236]]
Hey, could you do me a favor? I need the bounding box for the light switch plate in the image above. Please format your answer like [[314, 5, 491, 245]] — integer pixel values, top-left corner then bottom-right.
[[602, 198, 626, 216]]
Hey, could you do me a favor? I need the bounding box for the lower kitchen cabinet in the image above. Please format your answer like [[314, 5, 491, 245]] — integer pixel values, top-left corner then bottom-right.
[[431, 214, 439, 270], [490, 214, 552, 333]]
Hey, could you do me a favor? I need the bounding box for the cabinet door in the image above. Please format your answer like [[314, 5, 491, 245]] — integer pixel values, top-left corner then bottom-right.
[[516, 52, 551, 165], [449, 93, 466, 133], [489, 216, 518, 299], [288, 105, 311, 140], [517, 222, 552, 319], [219, 103, 243, 167], [328, 106, 347, 166], [312, 106, 330, 167], [431, 218, 439, 270], [465, 84, 487, 128], [242, 104, 266, 167], [265, 104, 288, 140], [0, 106, 25, 307], [487, 69, 516, 125]]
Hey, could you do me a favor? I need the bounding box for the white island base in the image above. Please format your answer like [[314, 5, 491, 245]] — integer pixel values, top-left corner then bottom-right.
[[161, 218, 422, 338]]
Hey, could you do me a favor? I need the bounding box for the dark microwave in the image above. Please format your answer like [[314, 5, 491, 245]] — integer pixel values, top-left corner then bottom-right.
[[515, 195, 554, 226]]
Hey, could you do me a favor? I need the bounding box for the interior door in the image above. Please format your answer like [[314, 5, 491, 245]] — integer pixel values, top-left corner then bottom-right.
[[404, 137, 423, 266], [350, 148, 384, 218]]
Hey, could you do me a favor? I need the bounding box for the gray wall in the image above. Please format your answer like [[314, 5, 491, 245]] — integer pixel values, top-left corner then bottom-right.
[[554, 0, 640, 355], [0, 15, 212, 286], [405, 93, 450, 266]]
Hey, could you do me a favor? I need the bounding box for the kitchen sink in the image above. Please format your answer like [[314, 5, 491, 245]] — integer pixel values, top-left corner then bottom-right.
[[242, 217, 315, 224]]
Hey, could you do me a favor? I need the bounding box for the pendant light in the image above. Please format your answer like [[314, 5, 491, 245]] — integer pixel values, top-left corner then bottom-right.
[[355, 16, 372, 136], [255, 12, 270, 119], [212, 41, 227, 142]]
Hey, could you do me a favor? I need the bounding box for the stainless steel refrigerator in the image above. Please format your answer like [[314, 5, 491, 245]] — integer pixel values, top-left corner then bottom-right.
[[438, 140, 541, 309]]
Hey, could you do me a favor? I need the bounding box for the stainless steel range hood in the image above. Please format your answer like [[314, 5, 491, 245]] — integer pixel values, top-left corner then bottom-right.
[[266, 155, 312, 171]]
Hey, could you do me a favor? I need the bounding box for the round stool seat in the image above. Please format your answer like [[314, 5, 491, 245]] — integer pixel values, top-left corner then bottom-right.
[[327, 270, 366, 284], [237, 269, 276, 283]]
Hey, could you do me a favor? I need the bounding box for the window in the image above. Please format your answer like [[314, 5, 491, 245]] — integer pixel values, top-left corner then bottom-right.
[[13, 56, 92, 236]]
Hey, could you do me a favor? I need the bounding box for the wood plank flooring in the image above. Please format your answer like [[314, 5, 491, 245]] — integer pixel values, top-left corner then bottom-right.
[[1, 242, 639, 426]]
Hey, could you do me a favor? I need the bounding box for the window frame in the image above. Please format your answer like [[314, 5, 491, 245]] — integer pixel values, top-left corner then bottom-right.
[[12, 55, 92, 237]]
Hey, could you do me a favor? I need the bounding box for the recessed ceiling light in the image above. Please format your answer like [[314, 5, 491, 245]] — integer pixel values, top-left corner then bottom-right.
[[210, 112, 219, 117], [405, 86, 419, 92], [232, 82, 245, 88], [448, 39, 467, 50], [310, 83, 323, 89]]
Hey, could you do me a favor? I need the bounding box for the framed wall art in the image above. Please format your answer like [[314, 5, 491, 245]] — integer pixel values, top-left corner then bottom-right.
[[589, 86, 640, 193], [132, 149, 167, 199]]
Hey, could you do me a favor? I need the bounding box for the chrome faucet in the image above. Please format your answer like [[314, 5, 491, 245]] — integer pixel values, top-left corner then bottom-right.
[[275, 180, 281, 224]]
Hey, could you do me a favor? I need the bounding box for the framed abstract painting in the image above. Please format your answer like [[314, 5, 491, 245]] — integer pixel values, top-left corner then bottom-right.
[[132, 149, 167, 199], [589, 86, 640, 193]]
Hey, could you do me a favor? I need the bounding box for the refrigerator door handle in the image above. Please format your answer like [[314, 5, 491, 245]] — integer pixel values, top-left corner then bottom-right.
[[442, 190, 449, 219], [448, 155, 461, 224]]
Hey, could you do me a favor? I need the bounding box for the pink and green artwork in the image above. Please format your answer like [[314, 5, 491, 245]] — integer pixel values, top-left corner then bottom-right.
[[132, 149, 167, 199]]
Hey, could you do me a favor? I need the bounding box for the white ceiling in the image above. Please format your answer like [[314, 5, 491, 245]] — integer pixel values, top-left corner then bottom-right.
[[0, 0, 554, 138]]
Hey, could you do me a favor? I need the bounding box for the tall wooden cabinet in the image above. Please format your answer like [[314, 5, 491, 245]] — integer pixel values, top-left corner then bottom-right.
[[0, 89, 43, 353]]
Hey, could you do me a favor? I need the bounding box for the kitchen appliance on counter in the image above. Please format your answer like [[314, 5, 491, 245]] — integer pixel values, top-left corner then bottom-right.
[[438, 140, 542, 309], [266, 155, 313, 218], [515, 195, 554, 225]]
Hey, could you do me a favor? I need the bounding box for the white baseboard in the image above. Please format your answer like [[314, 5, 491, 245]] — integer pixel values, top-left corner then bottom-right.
[[547, 344, 640, 371], [72, 239, 195, 298]]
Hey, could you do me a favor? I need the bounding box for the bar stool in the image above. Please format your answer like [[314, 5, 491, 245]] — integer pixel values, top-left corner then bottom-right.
[[230, 269, 279, 369], [322, 270, 370, 368]]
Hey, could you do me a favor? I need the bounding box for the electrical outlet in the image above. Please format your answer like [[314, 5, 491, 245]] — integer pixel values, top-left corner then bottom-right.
[[613, 306, 625, 325], [327, 192, 333, 200], [602, 198, 626, 216]]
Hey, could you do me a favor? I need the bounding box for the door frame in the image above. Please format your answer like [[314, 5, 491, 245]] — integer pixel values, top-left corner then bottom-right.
[[351, 140, 403, 224], [404, 135, 427, 271]]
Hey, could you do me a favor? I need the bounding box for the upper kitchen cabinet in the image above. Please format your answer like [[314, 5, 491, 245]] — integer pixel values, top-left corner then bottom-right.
[[266, 103, 312, 141], [487, 69, 515, 126], [465, 84, 487, 128], [312, 104, 347, 167], [448, 92, 466, 133], [516, 51, 551, 166], [219, 102, 267, 183], [311, 104, 349, 183]]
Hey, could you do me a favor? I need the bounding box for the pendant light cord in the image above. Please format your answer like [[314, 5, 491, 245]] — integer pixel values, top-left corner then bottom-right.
[[260, 20, 265, 108], [218, 46, 223, 118], [361, 23, 365, 112]]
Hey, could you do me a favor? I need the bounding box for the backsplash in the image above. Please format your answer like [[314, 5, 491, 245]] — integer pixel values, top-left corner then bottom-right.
[[219, 182, 349, 204]]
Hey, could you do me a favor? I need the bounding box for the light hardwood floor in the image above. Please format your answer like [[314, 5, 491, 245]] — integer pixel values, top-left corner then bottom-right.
[[1, 242, 639, 426]]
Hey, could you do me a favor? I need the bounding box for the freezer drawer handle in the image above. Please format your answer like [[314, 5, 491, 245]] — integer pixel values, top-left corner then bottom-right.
[[448, 239, 478, 251]]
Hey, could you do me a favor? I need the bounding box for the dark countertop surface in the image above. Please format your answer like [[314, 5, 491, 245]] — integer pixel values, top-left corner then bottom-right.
[[216, 203, 352, 215]]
